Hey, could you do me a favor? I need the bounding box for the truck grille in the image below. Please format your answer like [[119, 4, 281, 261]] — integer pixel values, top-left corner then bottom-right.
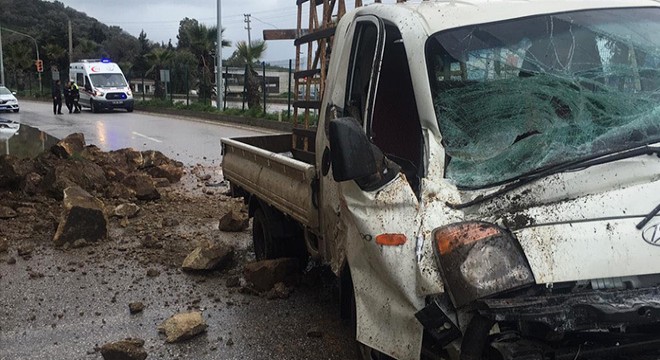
[[105, 93, 127, 100]]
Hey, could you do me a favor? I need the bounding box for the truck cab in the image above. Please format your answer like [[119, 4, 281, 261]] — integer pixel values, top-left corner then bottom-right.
[[69, 59, 134, 113], [223, 1, 660, 359]]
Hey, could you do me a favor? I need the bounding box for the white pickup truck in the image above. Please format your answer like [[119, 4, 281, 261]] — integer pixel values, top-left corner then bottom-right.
[[222, 1, 660, 359]]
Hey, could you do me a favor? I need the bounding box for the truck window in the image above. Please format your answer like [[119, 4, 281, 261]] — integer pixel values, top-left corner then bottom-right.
[[370, 25, 423, 194], [85, 76, 91, 89], [344, 19, 381, 125], [76, 73, 84, 87]]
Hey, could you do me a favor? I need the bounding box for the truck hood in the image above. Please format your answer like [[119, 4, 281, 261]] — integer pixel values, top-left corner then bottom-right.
[[464, 155, 660, 284]]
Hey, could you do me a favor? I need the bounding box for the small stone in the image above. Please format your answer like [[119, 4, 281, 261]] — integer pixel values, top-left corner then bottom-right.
[[218, 210, 248, 232], [306, 328, 323, 338], [113, 203, 140, 218], [7, 257, 16, 265], [182, 243, 234, 271], [17, 244, 35, 257], [146, 268, 160, 277], [72, 239, 88, 248], [243, 258, 299, 292], [0, 237, 8, 253], [158, 311, 207, 343], [129, 302, 145, 314], [265, 282, 292, 300], [225, 276, 240, 288], [226, 338, 234, 346], [0, 205, 17, 219], [99, 338, 147, 360]]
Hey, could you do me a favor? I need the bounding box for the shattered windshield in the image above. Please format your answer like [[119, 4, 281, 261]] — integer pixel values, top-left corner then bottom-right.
[[426, 8, 660, 188], [90, 73, 127, 88]]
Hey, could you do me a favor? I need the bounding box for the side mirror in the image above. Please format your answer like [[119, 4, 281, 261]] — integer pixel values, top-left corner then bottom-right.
[[328, 117, 400, 191]]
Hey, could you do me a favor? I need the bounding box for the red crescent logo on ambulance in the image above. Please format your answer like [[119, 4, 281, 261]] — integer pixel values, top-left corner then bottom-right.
[[91, 66, 100, 72]]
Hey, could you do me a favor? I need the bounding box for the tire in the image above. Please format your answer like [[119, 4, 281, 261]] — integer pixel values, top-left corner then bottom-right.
[[126, 106, 134, 113], [460, 315, 495, 360], [12, 109, 18, 113], [252, 208, 277, 261], [251, 205, 308, 265], [90, 99, 97, 113]]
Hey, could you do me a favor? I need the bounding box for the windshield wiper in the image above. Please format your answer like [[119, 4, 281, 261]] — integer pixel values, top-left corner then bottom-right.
[[448, 145, 660, 210]]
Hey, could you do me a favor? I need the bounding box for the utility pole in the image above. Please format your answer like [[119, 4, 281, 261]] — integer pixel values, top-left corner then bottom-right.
[[216, 0, 223, 110], [0, 21, 4, 86], [244, 14, 252, 44], [67, 19, 72, 64]]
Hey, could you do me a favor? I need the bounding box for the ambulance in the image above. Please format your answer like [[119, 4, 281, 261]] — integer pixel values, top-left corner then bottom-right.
[[69, 59, 134, 113]]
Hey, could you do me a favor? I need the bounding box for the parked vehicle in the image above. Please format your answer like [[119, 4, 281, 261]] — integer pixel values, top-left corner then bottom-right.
[[222, 1, 660, 359], [69, 59, 134, 113], [0, 86, 19, 113]]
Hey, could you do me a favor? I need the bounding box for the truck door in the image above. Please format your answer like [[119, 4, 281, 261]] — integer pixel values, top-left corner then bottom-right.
[[318, 16, 427, 359]]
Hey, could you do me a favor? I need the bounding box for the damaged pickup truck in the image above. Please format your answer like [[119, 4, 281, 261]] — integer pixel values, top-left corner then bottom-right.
[[221, 0, 660, 359]]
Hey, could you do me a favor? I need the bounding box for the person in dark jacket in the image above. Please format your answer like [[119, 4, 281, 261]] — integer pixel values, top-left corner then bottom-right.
[[71, 82, 81, 113], [64, 81, 74, 113], [52, 80, 63, 115]]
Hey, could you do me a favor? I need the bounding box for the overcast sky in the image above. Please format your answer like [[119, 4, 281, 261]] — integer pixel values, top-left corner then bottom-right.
[[51, 0, 382, 63]]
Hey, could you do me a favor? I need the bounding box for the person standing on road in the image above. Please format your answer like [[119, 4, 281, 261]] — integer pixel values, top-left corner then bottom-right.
[[71, 82, 81, 113], [52, 80, 63, 115], [64, 81, 74, 114]]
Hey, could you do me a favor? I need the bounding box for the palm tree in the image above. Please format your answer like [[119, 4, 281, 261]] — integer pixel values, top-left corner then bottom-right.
[[235, 40, 267, 109], [44, 44, 67, 75], [145, 48, 174, 99], [178, 20, 231, 103]]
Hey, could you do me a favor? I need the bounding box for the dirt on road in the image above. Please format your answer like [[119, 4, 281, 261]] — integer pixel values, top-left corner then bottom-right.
[[0, 133, 357, 360]]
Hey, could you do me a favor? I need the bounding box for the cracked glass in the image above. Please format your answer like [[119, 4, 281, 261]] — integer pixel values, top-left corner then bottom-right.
[[426, 8, 660, 188]]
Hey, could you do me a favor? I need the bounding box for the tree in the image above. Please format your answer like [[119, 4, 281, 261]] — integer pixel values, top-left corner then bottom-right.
[[235, 40, 267, 109], [177, 18, 231, 103], [132, 30, 153, 77], [145, 47, 174, 99]]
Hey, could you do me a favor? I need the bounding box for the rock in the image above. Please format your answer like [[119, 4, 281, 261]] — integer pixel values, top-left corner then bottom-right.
[[141, 150, 171, 168], [51, 133, 85, 159], [53, 186, 108, 247], [218, 210, 248, 232], [113, 203, 140, 218], [161, 218, 180, 227], [0, 155, 34, 189], [157, 311, 207, 343], [225, 276, 240, 288], [17, 244, 34, 257], [243, 258, 300, 292], [129, 302, 145, 314], [7, 257, 16, 265], [16, 207, 37, 216], [182, 243, 234, 271], [0, 237, 7, 253], [0, 206, 17, 219], [146, 164, 183, 184], [152, 178, 170, 188], [99, 338, 147, 360], [306, 328, 323, 338], [72, 239, 88, 248], [105, 183, 136, 200], [22, 172, 42, 195], [122, 174, 160, 201], [43, 159, 107, 199], [266, 282, 292, 300], [146, 268, 160, 277], [141, 235, 163, 249]]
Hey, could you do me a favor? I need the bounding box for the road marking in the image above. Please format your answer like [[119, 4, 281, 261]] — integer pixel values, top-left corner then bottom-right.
[[132, 131, 162, 143]]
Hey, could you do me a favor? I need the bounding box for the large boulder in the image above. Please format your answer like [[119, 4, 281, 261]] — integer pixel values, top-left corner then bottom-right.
[[0, 155, 33, 190], [42, 159, 107, 199], [141, 150, 171, 168], [100, 338, 147, 360], [243, 258, 300, 292], [51, 133, 85, 159], [158, 311, 207, 343], [182, 243, 234, 271], [145, 164, 183, 184], [53, 186, 108, 247], [122, 173, 160, 201], [218, 209, 248, 232]]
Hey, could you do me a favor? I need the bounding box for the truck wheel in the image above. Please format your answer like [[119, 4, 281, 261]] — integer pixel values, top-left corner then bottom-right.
[[90, 99, 98, 113], [252, 208, 280, 260], [126, 106, 134, 113]]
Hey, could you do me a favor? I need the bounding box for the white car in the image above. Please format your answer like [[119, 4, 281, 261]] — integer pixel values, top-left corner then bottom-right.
[[0, 86, 19, 113]]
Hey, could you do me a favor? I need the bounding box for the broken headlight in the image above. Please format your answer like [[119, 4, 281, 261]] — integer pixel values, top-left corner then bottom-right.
[[432, 221, 535, 308]]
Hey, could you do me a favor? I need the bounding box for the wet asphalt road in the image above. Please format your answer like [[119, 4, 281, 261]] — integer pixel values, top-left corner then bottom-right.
[[5, 100, 275, 166]]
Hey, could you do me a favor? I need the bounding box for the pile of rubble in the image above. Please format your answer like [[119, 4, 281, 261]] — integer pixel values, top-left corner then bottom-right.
[[0, 133, 316, 359]]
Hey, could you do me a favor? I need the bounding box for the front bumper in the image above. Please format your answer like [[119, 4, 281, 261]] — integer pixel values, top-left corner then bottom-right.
[[0, 103, 19, 111], [95, 98, 134, 109], [479, 286, 660, 332]]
